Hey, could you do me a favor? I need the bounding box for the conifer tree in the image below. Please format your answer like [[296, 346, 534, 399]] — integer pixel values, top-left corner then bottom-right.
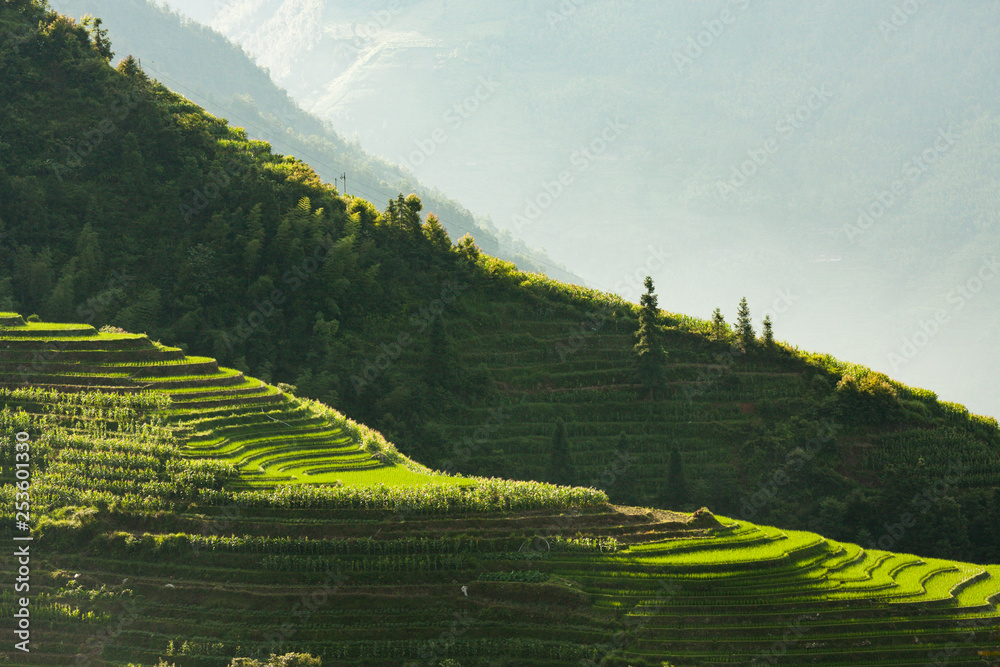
[[710, 307, 728, 342], [384, 197, 399, 228], [634, 276, 667, 400], [455, 234, 480, 261], [403, 194, 423, 234], [660, 446, 689, 508], [116, 55, 149, 86], [75, 222, 103, 294], [736, 297, 754, 352], [242, 203, 265, 282], [761, 314, 774, 347], [422, 213, 451, 250], [547, 419, 575, 485]]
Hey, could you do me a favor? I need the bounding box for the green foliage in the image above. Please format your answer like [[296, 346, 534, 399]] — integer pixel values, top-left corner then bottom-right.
[[33, 505, 100, 549], [710, 307, 729, 342], [455, 234, 481, 262], [228, 654, 321, 667], [425, 316, 452, 388], [2, 6, 1000, 664], [209, 477, 606, 513], [836, 373, 902, 424], [2, 325, 999, 666], [633, 276, 667, 398], [402, 193, 423, 235], [2, 3, 1000, 574], [423, 213, 452, 250], [761, 314, 774, 347], [80, 15, 113, 61], [478, 570, 549, 582], [735, 297, 754, 352]]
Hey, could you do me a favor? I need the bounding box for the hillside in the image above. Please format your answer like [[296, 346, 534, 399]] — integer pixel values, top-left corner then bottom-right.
[[2, 315, 1000, 665], [1, 0, 1000, 572], [163, 0, 1000, 419], [44, 0, 581, 283]]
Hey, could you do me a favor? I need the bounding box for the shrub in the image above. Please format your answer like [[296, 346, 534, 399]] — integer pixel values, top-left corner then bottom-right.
[[835, 373, 901, 424], [35, 506, 100, 549], [228, 654, 321, 667]]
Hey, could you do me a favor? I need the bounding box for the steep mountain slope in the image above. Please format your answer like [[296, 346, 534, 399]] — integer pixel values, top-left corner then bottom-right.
[[165, 0, 1000, 419], [1, 1, 999, 569], [45, 0, 581, 282], [2, 314, 999, 666]]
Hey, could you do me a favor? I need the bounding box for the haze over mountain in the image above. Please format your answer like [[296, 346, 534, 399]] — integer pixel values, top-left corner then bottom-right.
[[47, 0, 582, 282], [155, 0, 1000, 420]]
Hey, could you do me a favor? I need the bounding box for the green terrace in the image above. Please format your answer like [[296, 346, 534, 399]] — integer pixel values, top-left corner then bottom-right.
[[2, 314, 999, 665], [0, 315, 450, 489], [415, 294, 1000, 523], [557, 519, 1000, 664]]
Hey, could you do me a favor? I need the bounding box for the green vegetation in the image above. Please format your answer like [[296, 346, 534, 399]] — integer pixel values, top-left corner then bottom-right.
[[1, 1, 1000, 567], [175, 0, 1000, 425], [633, 276, 667, 400], [2, 5, 1000, 663], [761, 315, 774, 348], [0, 318, 608, 508], [2, 317, 999, 665], [735, 296, 755, 353], [46, 0, 579, 283]]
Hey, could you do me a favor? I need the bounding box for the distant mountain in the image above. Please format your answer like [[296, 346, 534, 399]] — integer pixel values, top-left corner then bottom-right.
[[161, 0, 1000, 420], [46, 0, 583, 283]]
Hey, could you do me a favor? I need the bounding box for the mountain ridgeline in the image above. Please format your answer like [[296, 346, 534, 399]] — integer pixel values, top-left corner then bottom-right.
[[2, 0, 1000, 569], [45, 0, 579, 283]]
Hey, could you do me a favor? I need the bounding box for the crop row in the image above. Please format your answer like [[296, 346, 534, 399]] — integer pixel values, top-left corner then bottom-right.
[[98, 531, 537, 556], [262, 553, 470, 572], [99, 634, 597, 665], [194, 478, 608, 512]]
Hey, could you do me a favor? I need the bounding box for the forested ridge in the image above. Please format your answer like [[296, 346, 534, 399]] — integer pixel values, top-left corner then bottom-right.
[[47, 0, 581, 284]]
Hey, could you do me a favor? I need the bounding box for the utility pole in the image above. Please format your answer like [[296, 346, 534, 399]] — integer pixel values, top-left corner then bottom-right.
[[340, 173, 347, 195]]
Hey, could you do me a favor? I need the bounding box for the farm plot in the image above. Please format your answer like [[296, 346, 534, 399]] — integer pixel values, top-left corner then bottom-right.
[[0, 316, 458, 490], [561, 518, 1000, 663]]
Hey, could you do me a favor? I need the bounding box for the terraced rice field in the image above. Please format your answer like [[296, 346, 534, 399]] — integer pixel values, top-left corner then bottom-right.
[[563, 519, 1000, 664], [434, 305, 1000, 502], [3, 313, 999, 665], [4, 501, 998, 665], [0, 313, 449, 488], [435, 312, 814, 486]]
